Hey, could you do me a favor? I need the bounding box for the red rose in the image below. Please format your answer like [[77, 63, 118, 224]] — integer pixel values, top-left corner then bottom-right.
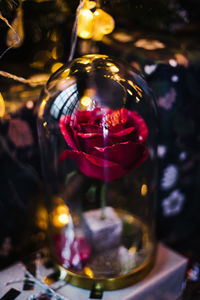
[[59, 108, 148, 182]]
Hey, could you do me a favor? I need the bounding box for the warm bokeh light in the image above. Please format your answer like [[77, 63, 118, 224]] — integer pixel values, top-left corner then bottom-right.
[[84, 267, 94, 278], [80, 96, 92, 107], [51, 62, 63, 74], [106, 63, 119, 73], [127, 89, 133, 96], [93, 8, 115, 41], [77, 8, 94, 39], [134, 39, 165, 50], [169, 59, 177, 67], [26, 100, 34, 109], [38, 98, 47, 118], [52, 204, 70, 227], [0, 92, 5, 117], [36, 206, 48, 230], [141, 184, 148, 196], [85, 0, 96, 9]]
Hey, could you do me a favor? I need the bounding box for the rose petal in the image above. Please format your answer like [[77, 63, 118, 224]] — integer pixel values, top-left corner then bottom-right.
[[76, 132, 113, 150], [59, 115, 78, 149], [59, 149, 128, 181], [127, 110, 148, 142], [108, 127, 137, 144], [79, 123, 102, 133], [93, 141, 148, 169], [75, 127, 137, 152]]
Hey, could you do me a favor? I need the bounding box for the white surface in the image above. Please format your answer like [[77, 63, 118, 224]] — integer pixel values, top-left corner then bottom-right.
[[0, 243, 188, 300]]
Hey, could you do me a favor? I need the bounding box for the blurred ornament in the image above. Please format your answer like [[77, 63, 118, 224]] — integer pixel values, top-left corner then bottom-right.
[[6, 2, 24, 48]]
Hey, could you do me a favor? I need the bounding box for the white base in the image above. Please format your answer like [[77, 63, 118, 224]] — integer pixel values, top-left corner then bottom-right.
[[0, 243, 188, 300]]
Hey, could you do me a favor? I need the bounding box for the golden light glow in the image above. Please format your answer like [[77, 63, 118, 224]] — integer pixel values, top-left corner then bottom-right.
[[76, 58, 90, 65], [50, 30, 59, 42], [141, 184, 148, 196], [77, 5, 115, 41], [129, 246, 136, 254], [109, 64, 119, 73], [134, 39, 165, 50], [175, 53, 189, 68], [85, 0, 96, 9], [36, 207, 48, 230], [128, 80, 142, 98], [38, 98, 47, 118], [51, 62, 63, 74], [80, 96, 92, 107], [26, 100, 34, 109], [58, 213, 69, 224], [93, 8, 115, 41], [113, 31, 133, 43], [0, 92, 5, 117], [77, 8, 93, 39], [52, 204, 70, 228], [52, 47, 59, 60], [84, 267, 94, 278], [127, 89, 133, 96]]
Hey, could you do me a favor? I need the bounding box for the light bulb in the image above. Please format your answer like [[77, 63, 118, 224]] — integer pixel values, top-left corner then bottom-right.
[[77, 8, 94, 39], [93, 8, 115, 39], [85, 0, 96, 10]]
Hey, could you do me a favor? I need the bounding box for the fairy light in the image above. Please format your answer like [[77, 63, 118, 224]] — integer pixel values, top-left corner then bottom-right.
[[77, 8, 94, 39], [77, 1, 115, 41], [80, 95, 92, 107], [52, 204, 70, 227]]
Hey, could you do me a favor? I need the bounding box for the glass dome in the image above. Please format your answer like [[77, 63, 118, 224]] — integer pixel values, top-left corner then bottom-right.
[[37, 54, 158, 290]]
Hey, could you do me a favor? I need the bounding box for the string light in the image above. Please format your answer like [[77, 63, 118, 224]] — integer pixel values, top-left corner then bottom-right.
[[77, 0, 115, 41], [6, 2, 24, 48], [77, 8, 94, 39]]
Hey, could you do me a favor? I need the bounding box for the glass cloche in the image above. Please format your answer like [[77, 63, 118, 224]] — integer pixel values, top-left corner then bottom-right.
[[37, 54, 158, 291]]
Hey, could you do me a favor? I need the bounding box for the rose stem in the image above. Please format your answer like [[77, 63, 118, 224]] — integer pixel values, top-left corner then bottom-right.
[[100, 183, 106, 220]]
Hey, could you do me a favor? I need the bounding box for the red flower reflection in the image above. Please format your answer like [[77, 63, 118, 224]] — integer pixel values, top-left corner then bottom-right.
[[59, 108, 148, 182], [53, 235, 91, 269]]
